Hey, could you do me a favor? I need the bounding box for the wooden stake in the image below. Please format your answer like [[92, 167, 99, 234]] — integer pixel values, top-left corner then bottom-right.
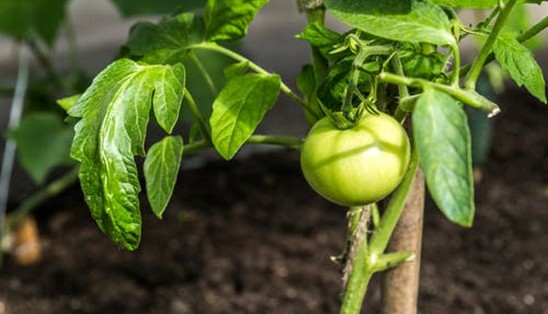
[[381, 170, 425, 314]]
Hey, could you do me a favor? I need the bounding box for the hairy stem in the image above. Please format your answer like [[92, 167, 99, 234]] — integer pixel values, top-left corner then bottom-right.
[[342, 206, 371, 288], [340, 205, 373, 314]]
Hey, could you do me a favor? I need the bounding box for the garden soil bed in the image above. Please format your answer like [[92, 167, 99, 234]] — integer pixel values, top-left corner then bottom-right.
[[0, 88, 546, 314]]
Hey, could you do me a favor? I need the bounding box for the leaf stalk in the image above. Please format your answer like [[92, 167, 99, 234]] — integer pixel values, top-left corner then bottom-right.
[[464, 0, 518, 90]]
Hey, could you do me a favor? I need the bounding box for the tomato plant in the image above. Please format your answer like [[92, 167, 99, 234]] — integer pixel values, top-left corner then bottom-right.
[[0, 0, 546, 313], [301, 112, 410, 207]]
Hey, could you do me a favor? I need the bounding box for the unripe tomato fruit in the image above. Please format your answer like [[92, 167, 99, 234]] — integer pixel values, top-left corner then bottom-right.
[[300, 112, 411, 206]]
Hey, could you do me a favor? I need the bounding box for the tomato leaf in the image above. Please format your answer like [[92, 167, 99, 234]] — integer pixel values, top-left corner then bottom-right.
[[57, 94, 82, 112], [430, 0, 498, 7], [398, 44, 445, 79], [8, 112, 75, 184], [296, 23, 342, 58], [0, 0, 69, 45], [144, 136, 184, 219], [492, 30, 547, 104], [68, 59, 185, 250], [204, 0, 270, 42], [109, 0, 206, 17], [210, 73, 281, 160], [413, 88, 475, 227], [223, 61, 250, 81], [431, 0, 544, 6], [125, 13, 200, 65], [325, 0, 456, 46]]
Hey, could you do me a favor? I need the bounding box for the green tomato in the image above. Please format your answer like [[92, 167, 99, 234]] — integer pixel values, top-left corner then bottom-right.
[[300, 112, 411, 207]]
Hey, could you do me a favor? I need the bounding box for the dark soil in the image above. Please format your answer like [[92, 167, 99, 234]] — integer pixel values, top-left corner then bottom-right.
[[0, 88, 546, 314]]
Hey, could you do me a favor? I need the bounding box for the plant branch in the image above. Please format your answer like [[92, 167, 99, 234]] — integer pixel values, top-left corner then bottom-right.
[[449, 44, 461, 87], [517, 16, 548, 43], [379, 72, 500, 116], [189, 51, 218, 94], [460, 15, 548, 78], [183, 140, 212, 154], [183, 134, 303, 155], [302, 1, 328, 87], [187, 42, 307, 107], [184, 87, 211, 142], [464, 0, 518, 90], [245, 135, 303, 149], [340, 204, 373, 314], [390, 53, 410, 122], [341, 206, 371, 288]]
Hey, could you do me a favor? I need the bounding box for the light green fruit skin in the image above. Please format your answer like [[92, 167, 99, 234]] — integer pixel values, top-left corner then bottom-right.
[[300, 112, 411, 207]]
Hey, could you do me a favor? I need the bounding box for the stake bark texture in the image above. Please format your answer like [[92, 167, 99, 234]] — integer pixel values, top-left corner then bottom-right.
[[381, 170, 425, 314]]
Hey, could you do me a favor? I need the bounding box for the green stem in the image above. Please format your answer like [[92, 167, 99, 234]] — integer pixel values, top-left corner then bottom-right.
[[390, 53, 410, 122], [183, 134, 304, 155], [184, 87, 211, 142], [398, 94, 422, 112], [464, 0, 518, 90], [183, 140, 212, 154], [379, 72, 500, 115], [304, 5, 328, 86], [189, 51, 218, 94], [340, 205, 372, 314], [342, 48, 369, 116], [188, 42, 306, 107], [450, 44, 461, 87], [245, 135, 303, 149], [481, 6, 500, 29], [517, 16, 548, 43], [340, 244, 374, 314], [460, 15, 548, 78], [2, 167, 79, 238], [373, 251, 414, 272]]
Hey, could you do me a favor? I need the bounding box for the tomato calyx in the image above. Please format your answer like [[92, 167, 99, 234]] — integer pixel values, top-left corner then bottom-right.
[[320, 100, 381, 130]]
